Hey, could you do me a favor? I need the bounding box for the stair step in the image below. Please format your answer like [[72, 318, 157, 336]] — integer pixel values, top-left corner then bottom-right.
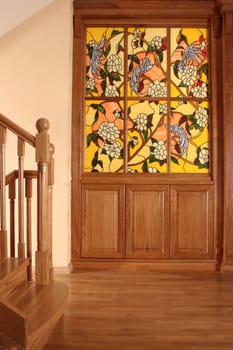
[[0, 280, 68, 349], [0, 258, 29, 298], [0, 329, 24, 349]]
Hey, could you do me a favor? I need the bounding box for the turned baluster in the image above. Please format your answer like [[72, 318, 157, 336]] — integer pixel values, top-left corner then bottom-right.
[[8, 179, 16, 257], [18, 137, 25, 259], [0, 125, 7, 258], [35, 118, 50, 285], [26, 177, 33, 281]]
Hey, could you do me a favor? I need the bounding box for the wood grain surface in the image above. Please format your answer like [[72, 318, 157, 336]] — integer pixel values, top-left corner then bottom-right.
[[44, 270, 233, 350]]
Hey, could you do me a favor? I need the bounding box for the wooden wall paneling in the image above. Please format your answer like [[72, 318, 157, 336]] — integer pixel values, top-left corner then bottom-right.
[[211, 14, 224, 268], [170, 185, 214, 259], [126, 185, 169, 259], [71, 0, 223, 270], [71, 16, 85, 261], [218, 0, 233, 266], [81, 184, 125, 258]]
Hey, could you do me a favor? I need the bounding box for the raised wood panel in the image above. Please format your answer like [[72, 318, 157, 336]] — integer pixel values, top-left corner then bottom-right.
[[81, 184, 125, 258], [126, 185, 169, 258], [170, 185, 214, 259]]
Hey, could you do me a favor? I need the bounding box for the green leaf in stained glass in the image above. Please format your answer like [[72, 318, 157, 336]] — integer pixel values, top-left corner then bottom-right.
[[92, 151, 99, 168], [132, 55, 140, 64], [199, 63, 208, 77], [179, 81, 189, 88], [98, 160, 103, 168], [173, 60, 181, 79], [155, 48, 163, 63], [142, 129, 148, 141], [97, 105, 106, 114], [111, 29, 121, 37], [142, 161, 148, 172], [147, 44, 154, 52], [129, 61, 133, 72], [86, 133, 98, 147], [171, 156, 179, 165], [149, 155, 156, 163], [104, 43, 111, 58], [117, 44, 124, 54], [90, 103, 99, 110]]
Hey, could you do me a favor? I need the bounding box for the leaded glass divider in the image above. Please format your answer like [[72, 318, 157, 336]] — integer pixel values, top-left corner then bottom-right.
[[85, 27, 209, 173]]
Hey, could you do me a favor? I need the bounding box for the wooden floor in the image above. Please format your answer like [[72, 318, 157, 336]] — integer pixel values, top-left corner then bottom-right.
[[44, 270, 233, 350]]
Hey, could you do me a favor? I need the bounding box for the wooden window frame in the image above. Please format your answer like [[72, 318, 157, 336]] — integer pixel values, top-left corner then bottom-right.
[[71, 0, 233, 269]]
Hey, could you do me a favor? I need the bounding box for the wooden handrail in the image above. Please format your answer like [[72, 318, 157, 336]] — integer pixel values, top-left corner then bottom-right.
[[0, 113, 35, 147], [1, 116, 54, 285], [6, 170, 37, 185]]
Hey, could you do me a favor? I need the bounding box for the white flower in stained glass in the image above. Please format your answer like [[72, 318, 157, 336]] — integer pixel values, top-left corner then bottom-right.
[[135, 113, 148, 131], [191, 83, 208, 98], [113, 110, 121, 118], [195, 107, 208, 127], [148, 80, 167, 97], [86, 78, 95, 90], [159, 103, 167, 114], [131, 37, 139, 49], [104, 141, 121, 159], [134, 29, 142, 38], [150, 36, 162, 49], [128, 168, 136, 173], [152, 140, 167, 160], [131, 137, 138, 146], [199, 148, 209, 164], [181, 65, 197, 86], [98, 122, 120, 142], [105, 84, 119, 97], [89, 40, 97, 49], [107, 54, 122, 73], [148, 167, 158, 173]]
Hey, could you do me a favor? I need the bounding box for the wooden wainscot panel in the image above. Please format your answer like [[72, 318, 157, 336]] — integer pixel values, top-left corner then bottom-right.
[[126, 185, 169, 259], [170, 185, 214, 259], [81, 184, 125, 258]]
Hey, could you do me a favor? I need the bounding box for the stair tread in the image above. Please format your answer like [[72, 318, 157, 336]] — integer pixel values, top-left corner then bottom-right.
[[0, 258, 29, 282], [6, 280, 68, 336], [0, 329, 23, 349]]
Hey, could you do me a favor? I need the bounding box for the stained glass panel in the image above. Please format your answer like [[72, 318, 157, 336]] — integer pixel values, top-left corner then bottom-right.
[[170, 28, 208, 98], [84, 26, 210, 174], [85, 100, 125, 172], [170, 101, 209, 173], [86, 27, 124, 97], [128, 28, 167, 97], [127, 100, 167, 173]]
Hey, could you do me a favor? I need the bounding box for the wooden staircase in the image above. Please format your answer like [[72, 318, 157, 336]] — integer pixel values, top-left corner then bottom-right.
[[0, 114, 68, 349]]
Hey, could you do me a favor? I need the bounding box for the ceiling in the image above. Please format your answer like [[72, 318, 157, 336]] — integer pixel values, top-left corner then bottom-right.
[[0, 0, 55, 37]]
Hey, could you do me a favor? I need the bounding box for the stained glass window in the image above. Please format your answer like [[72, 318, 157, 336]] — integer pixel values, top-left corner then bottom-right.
[[85, 27, 209, 173]]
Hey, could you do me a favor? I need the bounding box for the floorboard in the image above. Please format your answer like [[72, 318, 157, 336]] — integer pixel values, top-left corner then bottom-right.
[[44, 270, 233, 350]]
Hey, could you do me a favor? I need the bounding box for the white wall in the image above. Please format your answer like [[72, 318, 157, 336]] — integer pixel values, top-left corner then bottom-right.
[[0, 0, 73, 267]]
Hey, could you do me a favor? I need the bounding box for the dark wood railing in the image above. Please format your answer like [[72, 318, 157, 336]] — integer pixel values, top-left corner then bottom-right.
[[0, 114, 54, 285]]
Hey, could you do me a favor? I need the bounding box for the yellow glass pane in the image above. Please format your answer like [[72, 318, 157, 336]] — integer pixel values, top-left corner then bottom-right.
[[170, 28, 208, 98], [170, 101, 209, 173], [86, 27, 124, 97], [127, 100, 168, 173], [128, 28, 167, 97]]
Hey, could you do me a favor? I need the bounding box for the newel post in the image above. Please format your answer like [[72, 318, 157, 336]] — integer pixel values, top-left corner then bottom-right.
[[35, 118, 51, 285], [48, 143, 55, 280]]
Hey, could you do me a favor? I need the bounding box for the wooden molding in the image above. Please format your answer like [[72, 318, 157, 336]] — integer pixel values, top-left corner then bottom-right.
[[224, 12, 233, 32], [217, 0, 233, 13], [73, 0, 218, 18]]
